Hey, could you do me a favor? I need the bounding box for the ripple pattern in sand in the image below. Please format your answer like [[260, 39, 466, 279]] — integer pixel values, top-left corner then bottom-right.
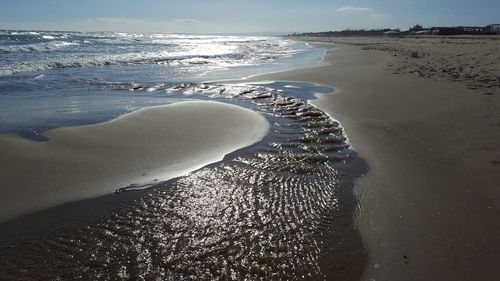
[[0, 83, 363, 280]]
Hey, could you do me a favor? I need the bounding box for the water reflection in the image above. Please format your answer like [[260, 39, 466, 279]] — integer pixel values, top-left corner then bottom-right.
[[0, 82, 366, 280]]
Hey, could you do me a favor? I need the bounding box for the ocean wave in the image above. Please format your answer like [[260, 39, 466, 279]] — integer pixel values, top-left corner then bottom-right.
[[0, 40, 80, 53], [0, 31, 310, 77], [0, 51, 275, 76], [1, 45, 289, 76]]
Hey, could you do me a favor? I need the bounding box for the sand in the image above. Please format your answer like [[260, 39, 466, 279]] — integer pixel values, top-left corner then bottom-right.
[[0, 101, 269, 223], [245, 38, 500, 280], [299, 36, 500, 95]]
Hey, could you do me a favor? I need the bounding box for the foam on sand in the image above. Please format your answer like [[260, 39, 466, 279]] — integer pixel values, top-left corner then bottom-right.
[[0, 101, 269, 222]]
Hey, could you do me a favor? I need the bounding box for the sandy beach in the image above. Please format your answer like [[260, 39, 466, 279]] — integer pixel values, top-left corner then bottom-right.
[[0, 101, 269, 223], [306, 36, 500, 95], [3, 0, 500, 277], [246, 37, 500, 280], [1, 32, 499, 280]]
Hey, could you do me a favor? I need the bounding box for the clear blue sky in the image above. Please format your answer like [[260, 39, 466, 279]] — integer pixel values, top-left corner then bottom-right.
[[1, 0, 499, 33]]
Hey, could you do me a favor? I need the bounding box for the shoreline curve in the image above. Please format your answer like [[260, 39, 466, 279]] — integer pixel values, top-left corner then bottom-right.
[[0, 100, 269, 223]]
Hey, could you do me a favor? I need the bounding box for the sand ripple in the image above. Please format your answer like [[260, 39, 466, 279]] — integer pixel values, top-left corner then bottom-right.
[[0, 83, 365, 280]]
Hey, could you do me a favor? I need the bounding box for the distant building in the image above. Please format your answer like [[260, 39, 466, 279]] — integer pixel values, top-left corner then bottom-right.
[[290, 24, 500, 38], [409, 24, 424, 33], [414, 30, 431, 35], [383, 30, 401, 37], [430, 26, 494, 35], [487, 24, 500, 35]]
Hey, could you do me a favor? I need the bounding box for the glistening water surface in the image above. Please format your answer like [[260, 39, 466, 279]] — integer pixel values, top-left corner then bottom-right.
[[0, 31, 324, 140], [0, 31, 366, 280], [0, 82, 367, 280]]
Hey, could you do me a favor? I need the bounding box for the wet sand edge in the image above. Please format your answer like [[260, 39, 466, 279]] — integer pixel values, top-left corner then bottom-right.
[[243, 43, 500, 280], [0, 101, 269, 223]]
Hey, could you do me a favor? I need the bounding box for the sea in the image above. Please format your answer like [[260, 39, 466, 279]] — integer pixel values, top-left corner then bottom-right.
[[0, 31, 366, 280], [0, 30, 324, 139]]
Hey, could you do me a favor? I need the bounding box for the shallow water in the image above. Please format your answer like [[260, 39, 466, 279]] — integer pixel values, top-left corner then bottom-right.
[[0, 82, 367, 280], [0, 32, 366, 280], [0, 31, 325, 140]]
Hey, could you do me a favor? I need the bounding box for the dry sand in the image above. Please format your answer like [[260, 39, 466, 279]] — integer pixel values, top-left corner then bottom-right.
[[302, 36, 500, 95], [0, 101, 269, 223], [246, 37, 500, 280]]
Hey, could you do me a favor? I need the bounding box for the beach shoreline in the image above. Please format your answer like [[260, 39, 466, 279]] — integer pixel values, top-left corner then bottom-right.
[[242, 38, 500, 280], [1, 34, 499, 280], [1, 79, 368, 280], [0, 101, 269, 223]]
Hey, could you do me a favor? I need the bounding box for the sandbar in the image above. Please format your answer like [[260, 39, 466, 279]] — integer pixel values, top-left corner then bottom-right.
[[0, 101, 269, 223]]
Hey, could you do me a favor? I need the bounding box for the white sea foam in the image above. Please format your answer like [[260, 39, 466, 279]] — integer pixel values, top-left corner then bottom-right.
[[0, 31, 307, 76]]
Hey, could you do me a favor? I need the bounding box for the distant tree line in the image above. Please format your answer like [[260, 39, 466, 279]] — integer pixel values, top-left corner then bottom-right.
[[430, 26, 497, 35], [288, 24, 500, 37], [288, 28, 400, 37]]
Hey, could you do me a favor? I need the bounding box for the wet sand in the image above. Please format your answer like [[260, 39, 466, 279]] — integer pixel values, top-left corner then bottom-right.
[[0, 82, 364, 280], [0, 101, 269, 223], [246, 39, 500, 280]]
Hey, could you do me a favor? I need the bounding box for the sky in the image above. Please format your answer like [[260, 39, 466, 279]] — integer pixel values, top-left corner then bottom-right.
[[1, 0, 499, 33]]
